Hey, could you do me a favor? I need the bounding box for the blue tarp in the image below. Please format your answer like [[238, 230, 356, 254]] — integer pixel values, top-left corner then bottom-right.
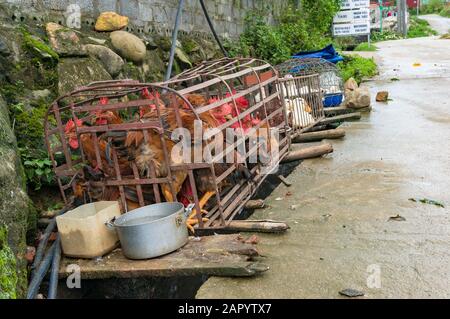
[[292, 44, 344, 64]]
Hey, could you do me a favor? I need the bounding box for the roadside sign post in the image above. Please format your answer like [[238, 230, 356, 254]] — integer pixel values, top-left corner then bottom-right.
[[379, 0, 383, 32], [333, 0, 371, 44]]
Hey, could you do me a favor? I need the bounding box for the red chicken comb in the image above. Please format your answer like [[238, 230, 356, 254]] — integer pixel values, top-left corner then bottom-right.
[[64, 118, 83, 133], [99, 97, 109, 105]]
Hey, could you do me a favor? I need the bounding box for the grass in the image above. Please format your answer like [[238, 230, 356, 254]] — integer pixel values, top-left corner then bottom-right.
[[337, 55, 378, 84], [407, 17, 438, 38], [440, 5, 450, 18], [354, 42, 378, 51]]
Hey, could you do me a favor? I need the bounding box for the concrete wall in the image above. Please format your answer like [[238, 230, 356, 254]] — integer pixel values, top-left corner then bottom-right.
[[1, 0, 290, 38]]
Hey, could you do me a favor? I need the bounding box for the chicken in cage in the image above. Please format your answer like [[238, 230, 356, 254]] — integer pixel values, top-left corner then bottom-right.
[[44, 58, 289, 231]]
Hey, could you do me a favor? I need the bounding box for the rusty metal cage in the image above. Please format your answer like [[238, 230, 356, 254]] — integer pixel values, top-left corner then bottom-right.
[[276, 74, 325, 137], [44, 57, 289, 230]]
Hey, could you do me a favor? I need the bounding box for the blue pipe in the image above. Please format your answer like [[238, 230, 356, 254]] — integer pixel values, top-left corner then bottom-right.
[[27, 240, 58, 299], [30, 207, 69, 280], [30, 219, 56, 279], [47, 235, 61, 299], [164, 0, 185, 81]]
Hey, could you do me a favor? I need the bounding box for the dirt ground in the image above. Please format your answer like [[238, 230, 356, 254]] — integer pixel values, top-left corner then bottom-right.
[[197, 32, 450, 298]]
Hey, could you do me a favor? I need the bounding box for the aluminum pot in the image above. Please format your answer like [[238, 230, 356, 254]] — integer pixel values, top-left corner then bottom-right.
[[106, 202, 193, 259]]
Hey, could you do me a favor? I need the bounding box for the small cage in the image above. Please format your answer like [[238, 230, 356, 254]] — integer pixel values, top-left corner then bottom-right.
[[276, 58, 344, 107], [44, 58, 289, 230], [276, 74, 325, 137]]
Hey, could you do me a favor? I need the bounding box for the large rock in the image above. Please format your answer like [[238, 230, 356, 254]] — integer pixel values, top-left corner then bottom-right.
[[344, 87, 371, 109], [46, 23, 87, 57], [344, 77, 359, 92], [84, 44, 124, 77], [0, 94, 31, 298], [95, 12, 128, 32], [0, 35, 10, 57], [110, 31, 146, 63], [141, 49, 166, 82], [58, 57, 112, 95]]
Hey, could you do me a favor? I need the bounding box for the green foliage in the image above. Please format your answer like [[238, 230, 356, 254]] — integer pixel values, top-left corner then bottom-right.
[[9, 98, 55, 190], [337, 55, 378, 84], [233, 12, 290, 65], [407, 17, 438, 38], [227, 1, 342, 65], [21, 27, 59, 62], [439, 5, 450, 18], [22, 156, 54, 190], [0, 225, 18, 299], [354, 42, 378, 52], [371, 30, 402, 42], [421, 0, 446, 14]]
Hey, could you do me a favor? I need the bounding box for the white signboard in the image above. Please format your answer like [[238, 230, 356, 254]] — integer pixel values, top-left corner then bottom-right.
[[333, 8, 370, 24], [340, 0, 370, 10], [333, 0, 371, 36], [333, 22, 370, 36]]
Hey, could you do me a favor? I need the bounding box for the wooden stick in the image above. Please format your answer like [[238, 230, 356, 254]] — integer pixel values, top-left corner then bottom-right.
[[292, 129, 345, 143], [281, 143, 333, 163], [277, 175, 292, 187], [319, 112, 361, 125], [227, 220, 290, 233], [324, 106, 356, 116], [244, 199, 265, 210]]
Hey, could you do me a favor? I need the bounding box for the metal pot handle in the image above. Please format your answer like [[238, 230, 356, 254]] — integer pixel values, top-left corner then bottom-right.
[[184, 203, 195, 217], [105, 216, 117, 229]]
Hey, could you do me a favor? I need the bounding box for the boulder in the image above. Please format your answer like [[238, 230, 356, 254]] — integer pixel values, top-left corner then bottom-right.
[[344, 77, 359, 92], [84, 44, 124, 77], [95, 12, 128, 32], [376, 91, 389, 102], [141, 49, 166, 82], [0, 94, 32, 298], [46, 22, 86, 57], [344, 87, 371, 109], [58, 57, 112, 95], [110, 31, 146, 63], [0, 35, 10, 57]]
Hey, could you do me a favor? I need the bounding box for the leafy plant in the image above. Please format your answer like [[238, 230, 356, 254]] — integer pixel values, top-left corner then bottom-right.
[[407, 17, 438, 38], [227, 1, 342, 65], [440, 5, 450, 18], [421, 0, 446, 14], [371, 30, 402, 42], [354, 42, 378, 52], [21, 154, 54, 190], [337, 55, 378, 84]]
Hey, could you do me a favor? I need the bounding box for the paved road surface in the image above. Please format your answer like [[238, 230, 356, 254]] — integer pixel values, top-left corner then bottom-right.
[[197, 36, 450, 298], [420, 14, 449, 35]]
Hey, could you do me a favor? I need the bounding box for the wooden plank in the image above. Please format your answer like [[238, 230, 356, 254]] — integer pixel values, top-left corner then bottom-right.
[[226, 220, 290, 233], [324, 106, 356, 117], [281, 143, 334, 163], [244, 199, 265, 210], [292, 129, 346, 143], [59, 234, 267, 279], [319, 112, 361, 125]]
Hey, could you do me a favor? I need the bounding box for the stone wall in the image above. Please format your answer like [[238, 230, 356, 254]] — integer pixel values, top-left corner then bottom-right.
[[2, 0, 290, 38]]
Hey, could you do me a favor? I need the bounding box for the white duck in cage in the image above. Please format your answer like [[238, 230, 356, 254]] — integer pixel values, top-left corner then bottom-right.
[[284, 97, 314, 129]]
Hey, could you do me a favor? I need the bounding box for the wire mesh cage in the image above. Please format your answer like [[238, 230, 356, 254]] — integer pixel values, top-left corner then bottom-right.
[[276, 58, 344, 107], [277, 74, 325, 137], [44, 58, 289, 230]]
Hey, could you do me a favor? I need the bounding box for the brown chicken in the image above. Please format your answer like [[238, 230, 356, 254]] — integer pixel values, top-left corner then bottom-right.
[[125, 103, 220, 231]]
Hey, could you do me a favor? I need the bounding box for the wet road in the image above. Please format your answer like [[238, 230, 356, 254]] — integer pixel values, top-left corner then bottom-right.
[[420, 14, 449, 35], [197, 37, 450, 298]]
